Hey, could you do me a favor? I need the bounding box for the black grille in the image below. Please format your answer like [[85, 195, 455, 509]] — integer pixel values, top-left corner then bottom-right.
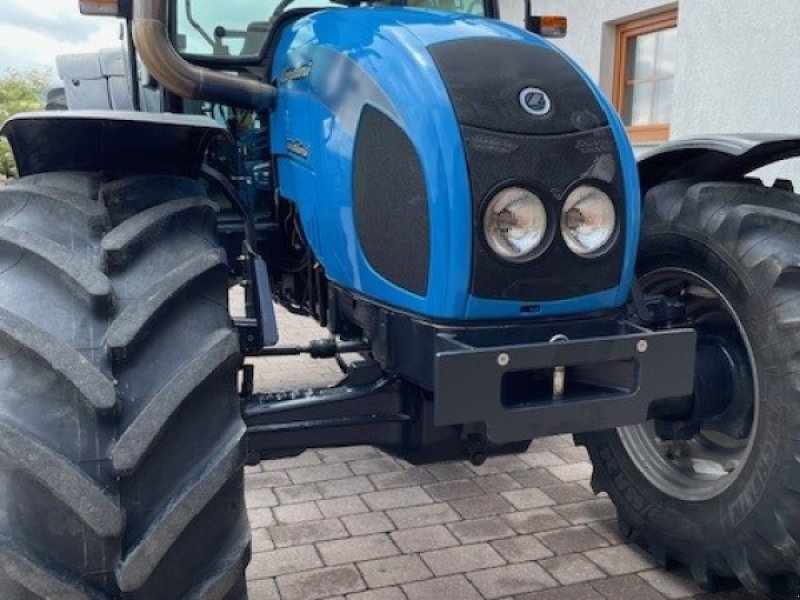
[[430, 38, 625, 302], [353, 105, 430, 296]]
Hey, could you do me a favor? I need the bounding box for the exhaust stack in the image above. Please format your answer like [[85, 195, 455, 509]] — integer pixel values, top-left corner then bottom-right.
[[132, 0, 275, 110]]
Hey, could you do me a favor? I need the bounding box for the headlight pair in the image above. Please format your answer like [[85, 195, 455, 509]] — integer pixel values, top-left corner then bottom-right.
[[482, 184, 617, 263]]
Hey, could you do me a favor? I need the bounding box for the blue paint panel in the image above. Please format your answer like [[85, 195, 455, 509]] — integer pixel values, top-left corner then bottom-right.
[[270, 7, 640, 321]]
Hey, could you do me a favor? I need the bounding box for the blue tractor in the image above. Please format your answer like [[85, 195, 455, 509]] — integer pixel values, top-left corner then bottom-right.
[[1, 0, 799, 597]]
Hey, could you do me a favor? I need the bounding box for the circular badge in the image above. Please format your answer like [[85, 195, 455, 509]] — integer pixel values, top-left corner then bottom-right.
[[519, 87, 552, 116]]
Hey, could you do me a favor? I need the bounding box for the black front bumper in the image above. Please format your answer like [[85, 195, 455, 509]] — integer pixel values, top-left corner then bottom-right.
[[434, 319, 696, 443]]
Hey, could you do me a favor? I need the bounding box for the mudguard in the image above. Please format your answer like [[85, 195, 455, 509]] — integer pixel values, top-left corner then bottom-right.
[[1, 110, 230, 177], [638, 134, 800, 194]]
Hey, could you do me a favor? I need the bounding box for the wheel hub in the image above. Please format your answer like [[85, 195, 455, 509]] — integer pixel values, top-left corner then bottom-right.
[[619, 266, 758, 501]]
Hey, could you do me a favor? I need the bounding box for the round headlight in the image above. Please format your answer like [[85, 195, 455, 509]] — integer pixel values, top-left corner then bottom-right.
[[560, 185, 617, 257], [483, 187, 548, 262]]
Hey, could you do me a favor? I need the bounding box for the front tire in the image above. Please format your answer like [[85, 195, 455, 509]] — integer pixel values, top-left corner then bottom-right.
[[579, 179, 800, 595], [0, 172, 249, 598]]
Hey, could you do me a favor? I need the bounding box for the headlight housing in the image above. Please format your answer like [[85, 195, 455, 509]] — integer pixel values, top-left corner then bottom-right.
[[560, 185, 617, 257], [483, 187, 549, 263]]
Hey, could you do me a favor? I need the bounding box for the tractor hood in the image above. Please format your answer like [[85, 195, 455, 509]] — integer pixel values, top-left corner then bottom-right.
[[270, 8, 639, 320]]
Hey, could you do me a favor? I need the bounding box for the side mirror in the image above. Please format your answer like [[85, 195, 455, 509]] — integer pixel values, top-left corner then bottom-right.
[[523, 1, 568, 38], [526, 15, 568, 38], [79, 0, 131, 17]]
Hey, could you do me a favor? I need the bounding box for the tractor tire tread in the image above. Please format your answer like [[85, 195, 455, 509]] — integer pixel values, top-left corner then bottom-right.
[[101, 197, 214, 268], [105, 247, 226, 362], [577, 178, 800, 595]]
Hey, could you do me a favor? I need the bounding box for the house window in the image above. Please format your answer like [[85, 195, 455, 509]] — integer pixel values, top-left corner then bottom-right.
[[613, 9, 678, 143]]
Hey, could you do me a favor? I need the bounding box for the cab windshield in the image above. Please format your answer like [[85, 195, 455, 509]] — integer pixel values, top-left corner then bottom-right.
[[176, 0, 486, 58]]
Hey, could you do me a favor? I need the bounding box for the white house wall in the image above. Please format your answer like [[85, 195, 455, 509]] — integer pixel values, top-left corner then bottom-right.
[[500, 0, 800, 184]]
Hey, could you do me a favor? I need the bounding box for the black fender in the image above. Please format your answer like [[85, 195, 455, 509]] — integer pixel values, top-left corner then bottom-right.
[[1, 110, 231, 177], [638, 134, 800, 196]]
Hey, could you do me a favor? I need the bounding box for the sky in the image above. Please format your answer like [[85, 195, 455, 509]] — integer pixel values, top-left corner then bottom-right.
[[0, 0, 122, 80]]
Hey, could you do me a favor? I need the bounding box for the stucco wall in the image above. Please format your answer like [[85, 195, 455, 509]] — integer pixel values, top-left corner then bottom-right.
[[669, 0, 800, 184]]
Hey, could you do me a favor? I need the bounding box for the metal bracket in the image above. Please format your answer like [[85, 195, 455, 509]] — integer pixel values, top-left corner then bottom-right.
[[201, 165, 279, 353]]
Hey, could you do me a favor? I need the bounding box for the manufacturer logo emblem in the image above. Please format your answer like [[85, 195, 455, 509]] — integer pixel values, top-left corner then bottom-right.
[[281, 62, 312, 83], [519, 87, 551, 116], [287, 139, 310, 159]]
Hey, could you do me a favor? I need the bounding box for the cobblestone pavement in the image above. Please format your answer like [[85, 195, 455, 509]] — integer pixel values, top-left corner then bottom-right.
[[241, 303, 756, 600]]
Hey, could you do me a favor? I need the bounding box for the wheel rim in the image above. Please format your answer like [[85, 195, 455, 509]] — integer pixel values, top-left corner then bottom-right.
[[618, 266, 759, 502]]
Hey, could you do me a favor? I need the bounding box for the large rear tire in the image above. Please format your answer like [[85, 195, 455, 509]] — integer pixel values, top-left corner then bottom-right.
[[0, 172, 249, 598], [578, 179, 800, 596]]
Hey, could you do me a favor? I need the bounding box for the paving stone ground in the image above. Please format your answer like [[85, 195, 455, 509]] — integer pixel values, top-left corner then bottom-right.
[[240, 301, 756, 600]]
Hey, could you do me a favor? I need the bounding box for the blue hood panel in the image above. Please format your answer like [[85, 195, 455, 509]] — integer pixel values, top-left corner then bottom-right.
[[270, 8, 639, 320]]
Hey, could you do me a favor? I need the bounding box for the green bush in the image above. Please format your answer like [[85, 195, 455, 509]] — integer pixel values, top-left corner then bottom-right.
[[0, 69, 51, 178]]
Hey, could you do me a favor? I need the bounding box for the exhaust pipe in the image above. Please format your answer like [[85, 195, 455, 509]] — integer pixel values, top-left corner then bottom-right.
[[132, 0, 275, 110]]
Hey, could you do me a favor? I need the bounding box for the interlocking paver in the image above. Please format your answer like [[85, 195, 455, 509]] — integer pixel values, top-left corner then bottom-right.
[[248, 545, 322, 578], [318, 475, 376, 498], [447, 517, 515, 544], [465, 561, 558, 598], [318, 495, 371, 518], [541, 482, 595, 504], [261, 450, 322, 471], [552, 446, 590, 463], [387, 502, 461, 530], [358, 554, 433, 587], [424, 479, 484, 502], [468, 455, 529, 475], [520, 451, 567, 469], [420, 543, 505, 576], [501, 487, 556, 510], [585, 544, 656, 575], [270, 518, 348, 548], [511, 468, 562, 488], [592, 574, 668, 599], [473, 472, 523, 493], [449, 493, 515, 519], [537, 525, 609, 555], [349, 457, 404, 476], [426, 463, 475, 482], [588, 519, 627, 545], [638, 569, 706, 599], [288, 462, 354, 484], [318, 446, 383, 463], [391, 525, 459, 553], [317, 533, 399, 566], [516, 583, 604, 600], [251, 527, 274, 552], [244, 306, 730, 599], [502, 508, 570, 534], [370, 467, 437, 490], [348, 587, 407, 600], [547, 462, 594, 482], [246, 470, 292, 489], [342, 511, 396, 536], [403, 574, 482, 600], [273, 500, 323, 523], [248, 507, 276, 529], [246, 577, 280, 600], [490, 534, 553, 563], [539, 553, 606, 585], [363, 486, 433, 511], [554, 498, 617, 525], [275, 483, 323, 504], [276, 565, 366, 600], [527, 435, 573, 451]]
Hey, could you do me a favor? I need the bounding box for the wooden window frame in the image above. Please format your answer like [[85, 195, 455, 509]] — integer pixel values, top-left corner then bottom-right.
[[613, 9, 678, 144]]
